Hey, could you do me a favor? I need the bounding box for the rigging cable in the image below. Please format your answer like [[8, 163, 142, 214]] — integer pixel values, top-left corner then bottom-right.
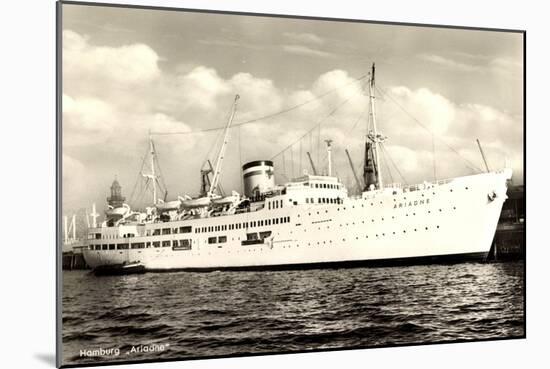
[[375, 85, 482, 173], [150, 74, 368, 136], [269, 84, 363, 161], [380, 143, 407, 185]]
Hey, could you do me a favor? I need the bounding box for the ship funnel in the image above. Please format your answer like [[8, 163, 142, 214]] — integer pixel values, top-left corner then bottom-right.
[[242, 160, 275, 198]]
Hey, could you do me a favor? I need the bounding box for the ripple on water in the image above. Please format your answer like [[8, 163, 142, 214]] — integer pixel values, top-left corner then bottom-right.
[[61, 261, 525, 365]]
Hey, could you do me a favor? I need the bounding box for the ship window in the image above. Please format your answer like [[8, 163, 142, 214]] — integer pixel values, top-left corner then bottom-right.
[[173, 228, 178, 234], [153, 241, 160, 248], [182, 239, 191, 247], [131, 243, 145, 249], [268, 202, 271, 210], [180, 226, 192, 233], [208, 237, 217, 244], [162, 240, 170, 247], [219, 236, 227, 243], [117, 244, 129, 250], [162, 228, 171, 235], [146, 242, 151, 248], [101, 244, 108, 250], [95, 234, 101, 240], [109, 244, 115, 250], [173, 240, 178, 247], [94, 245, 100, 250], [280, 200, 283, 207]]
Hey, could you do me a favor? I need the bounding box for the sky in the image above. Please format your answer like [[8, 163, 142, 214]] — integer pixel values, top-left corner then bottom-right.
[[61, 3, 524, 214]]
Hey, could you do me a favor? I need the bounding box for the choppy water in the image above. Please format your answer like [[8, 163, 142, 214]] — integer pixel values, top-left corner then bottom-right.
[[62, 261, 524, 365]]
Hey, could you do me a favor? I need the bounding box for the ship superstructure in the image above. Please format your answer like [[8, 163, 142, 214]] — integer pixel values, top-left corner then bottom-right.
[[82, 65, 512, 274]]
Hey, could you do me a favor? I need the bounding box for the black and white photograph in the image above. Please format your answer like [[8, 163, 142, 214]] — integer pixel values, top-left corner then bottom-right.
[[57, 1, 525, 367]]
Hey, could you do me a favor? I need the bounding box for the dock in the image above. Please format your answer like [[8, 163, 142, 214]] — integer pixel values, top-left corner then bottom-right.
[[489, 184, 525, 261]]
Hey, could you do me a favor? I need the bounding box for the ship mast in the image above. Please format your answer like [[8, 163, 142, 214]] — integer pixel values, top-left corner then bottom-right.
[[142, 133, 159, 205], [208, 94, 240, 198], [368, 63, 384, 189]]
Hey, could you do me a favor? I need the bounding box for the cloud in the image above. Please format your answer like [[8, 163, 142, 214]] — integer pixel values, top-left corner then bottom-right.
[[418, 53, 522, 79], [62, 29, 523, 212], [376, 86, 523, 182], [63, 29, 161, 86], [283, 32, 324, 45], [282, 44, 334, 58], [418, 53, 481, 72]]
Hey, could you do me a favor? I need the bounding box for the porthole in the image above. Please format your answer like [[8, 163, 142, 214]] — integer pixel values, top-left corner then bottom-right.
[[436, 225, 440, 229]]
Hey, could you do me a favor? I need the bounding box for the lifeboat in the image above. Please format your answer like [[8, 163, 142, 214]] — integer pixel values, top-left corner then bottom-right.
[[179, 195, 211, 209], [211, 191, 241, 206], [156, 199, 181, 212], [105, 203, 130, 218]]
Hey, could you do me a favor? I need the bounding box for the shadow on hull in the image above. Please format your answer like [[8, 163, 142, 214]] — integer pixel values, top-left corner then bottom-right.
[[92, 251, 489, 275]]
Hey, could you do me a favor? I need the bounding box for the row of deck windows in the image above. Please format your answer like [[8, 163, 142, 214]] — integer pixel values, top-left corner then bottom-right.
[[312, 183, 339, 189], [305, 197, 343, 204], [90, 239, 192, 250], [196, 216, 290, 234], [151, 226, 192, 236], [268, 199, 283, 210]]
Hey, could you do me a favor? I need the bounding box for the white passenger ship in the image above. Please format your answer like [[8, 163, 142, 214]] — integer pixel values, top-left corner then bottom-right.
[[82, 65, 512, 275]]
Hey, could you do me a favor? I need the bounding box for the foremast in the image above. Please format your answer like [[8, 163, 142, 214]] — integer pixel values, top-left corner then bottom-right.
[[367, 63, 385, 190]]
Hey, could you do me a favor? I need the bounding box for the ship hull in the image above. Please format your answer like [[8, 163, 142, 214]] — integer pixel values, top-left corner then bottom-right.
[[83, 170, 511, 274]]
